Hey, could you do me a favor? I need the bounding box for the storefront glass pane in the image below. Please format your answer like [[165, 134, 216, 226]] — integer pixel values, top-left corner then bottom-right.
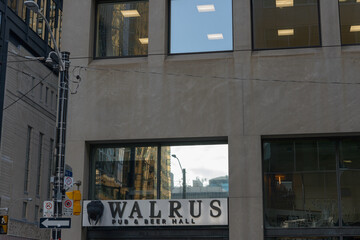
[[252, 0, 320, 49], [339, 0, 360, 45], [170, 0, 233, 54], [133, 146, 157, 199], [340, 170, 360, 226], [340, 139, 360, 169], [264, 172, 338, 228], [263, 140, 295, 173], [160, 144, 228, 199], [344, 237, 360, 240], [93, 147, 132, 200], [96, 1, 149, 58]]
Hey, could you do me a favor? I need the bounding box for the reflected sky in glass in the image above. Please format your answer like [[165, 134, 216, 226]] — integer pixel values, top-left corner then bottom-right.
[[170, 0, 233, 54]]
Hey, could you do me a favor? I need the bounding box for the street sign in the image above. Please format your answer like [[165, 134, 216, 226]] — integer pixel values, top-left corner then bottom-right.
[[43, 201, 54, 217], [63, 199, 73, 216], [65, 164, 72, 177], [39, 218, 71, 229], [64, 176, 73, 191]]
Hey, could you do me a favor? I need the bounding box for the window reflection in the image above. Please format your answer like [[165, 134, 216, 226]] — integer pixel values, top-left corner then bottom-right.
[[96, 1, 149, 58], [170, 0, 233, 54], [252, 0, 320, 49], [92, 143, 228, 200], [161, 145, 228, 199], [339, 0, 360, 45]]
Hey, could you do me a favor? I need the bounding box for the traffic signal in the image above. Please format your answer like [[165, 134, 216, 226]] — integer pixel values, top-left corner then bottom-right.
[[0, 215, 8, 234], [66, 190, 81, 215]]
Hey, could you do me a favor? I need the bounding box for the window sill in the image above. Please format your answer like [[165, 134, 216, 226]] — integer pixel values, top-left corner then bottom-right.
[[90, 56, 148, 66], [252, 47, 323, 58], [166, 51, 233, 62]]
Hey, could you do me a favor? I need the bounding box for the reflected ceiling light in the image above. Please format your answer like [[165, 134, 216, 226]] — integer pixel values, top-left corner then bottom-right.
[[343, 160, 352, 163], [276, 0, 293, 7], [197, 4, 215, 12], [207, 33, 223, 40], [139, 38, 148, 44], [121, 10, 140, 17], [278, 29, 294, 36], [350, 25, 360, 32]]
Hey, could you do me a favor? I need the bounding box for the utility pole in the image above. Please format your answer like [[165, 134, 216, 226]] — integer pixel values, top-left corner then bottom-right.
[[24, 2, 70, 238], [52, 51, 70, 240]]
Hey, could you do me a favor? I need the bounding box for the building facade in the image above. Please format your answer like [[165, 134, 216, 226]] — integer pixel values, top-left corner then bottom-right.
[[62, 0, 360, 239], [0, 0, 62, 238]]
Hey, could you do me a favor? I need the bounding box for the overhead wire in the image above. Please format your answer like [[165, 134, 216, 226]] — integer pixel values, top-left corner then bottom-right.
[[3, 50, 360, 87], [3, 69, 54, 111]]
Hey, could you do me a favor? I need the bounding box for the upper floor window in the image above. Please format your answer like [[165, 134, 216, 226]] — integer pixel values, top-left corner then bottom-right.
[[252, 0, 321, 50], [95, 0, 149, 58], [339, 0, 360, 45], [169, 0, 233, 54]]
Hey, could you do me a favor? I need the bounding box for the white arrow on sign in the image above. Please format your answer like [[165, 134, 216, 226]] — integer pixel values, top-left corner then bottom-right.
[[40, 218, 71, 228]]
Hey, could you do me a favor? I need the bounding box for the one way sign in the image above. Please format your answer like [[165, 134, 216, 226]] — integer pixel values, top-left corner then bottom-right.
[[39, 218, 71, 229]]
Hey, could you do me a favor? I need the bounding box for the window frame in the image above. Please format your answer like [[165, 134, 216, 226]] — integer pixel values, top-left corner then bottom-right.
[[89, 139, 228, 200], [338, 0, 360, 46], [93, 0, 150, 59], [262, 136, 360, 239], [251, 0, 323, 51], [167, 0, 234, 55]]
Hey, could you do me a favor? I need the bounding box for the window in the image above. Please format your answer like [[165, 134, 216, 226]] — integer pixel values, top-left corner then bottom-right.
[[90, 142, 228, 200], [48, 139, 54, 198], [34, 205, 39, 222], [36, 133, 43, 196], [263, 137, 360, 238], [339, 0, 360, 45], [169, 0, 233, 54], [22, 202, 27, 219], [252, 0, 321, 49], [95, 0, 149, 58], [24, 126, 32, 193]]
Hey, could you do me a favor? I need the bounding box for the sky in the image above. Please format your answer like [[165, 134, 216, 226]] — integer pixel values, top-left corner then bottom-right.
[[170, 144, 228, 187]]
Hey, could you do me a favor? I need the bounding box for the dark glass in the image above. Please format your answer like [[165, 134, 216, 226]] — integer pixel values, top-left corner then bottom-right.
[[94, 147, 132, 200], [160, 144, 228, 199], [344, 237, 360, 240], [96, 1, 149, 57], [340, 139, 360, 169], [264, 140, 294, 173], [339, 0, 360, 45], [295, 140, 318, 171], [265, 237, 345, 240], [252, 0, 320, 49], [265, 238, 339, 240], [264, 172, 338, 228], [318, 140, 336, 170], [170, 0, 233, 54], [340, 170, 360, 226]]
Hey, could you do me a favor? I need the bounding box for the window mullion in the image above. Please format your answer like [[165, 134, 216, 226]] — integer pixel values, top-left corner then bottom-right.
[[335, 139, 343, 228]]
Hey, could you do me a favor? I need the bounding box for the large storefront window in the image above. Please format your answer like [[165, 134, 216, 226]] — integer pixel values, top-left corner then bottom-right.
[[95, 0, 149, 58], [263, 137, 360, 239], [169, 0, 233, 54], [252, 0, 321, 49], [90, 143, 228, 200], [339, 0, 360, 45]]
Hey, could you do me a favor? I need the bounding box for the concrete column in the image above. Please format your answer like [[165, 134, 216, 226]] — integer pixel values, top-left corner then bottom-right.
[[319, 0, 341, 47]]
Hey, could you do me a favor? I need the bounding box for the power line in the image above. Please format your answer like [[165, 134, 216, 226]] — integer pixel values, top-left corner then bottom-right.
[[3, 70, 53, 111], [71, 64, 360, 86], [5, 51, 360, 86]]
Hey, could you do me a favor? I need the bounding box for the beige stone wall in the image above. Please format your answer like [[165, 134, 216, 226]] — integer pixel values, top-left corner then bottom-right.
[[0, 43, 58, 239], [61, 0, 360, 239]]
